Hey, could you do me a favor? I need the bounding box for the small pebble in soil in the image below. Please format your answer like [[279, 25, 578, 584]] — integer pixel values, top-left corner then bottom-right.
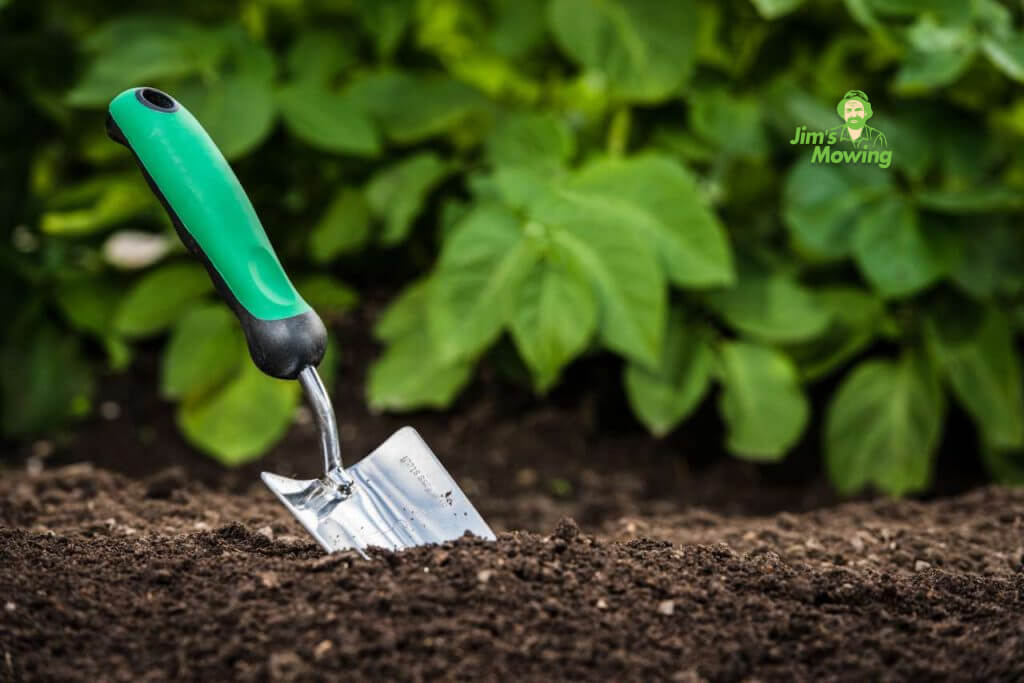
[[657, 600, 675, 616], [313, 640, 333, 661], [554, 517, 580, 541], [256, 526, 274, 541], [4, 602, 15, 612], [515, 468, 538, 487], [268, 651, 303, 680], [310, 555, 347, 571], [915, 560, 931, 572], [596, 598, 608, 610], [477, 570, 494, 584]]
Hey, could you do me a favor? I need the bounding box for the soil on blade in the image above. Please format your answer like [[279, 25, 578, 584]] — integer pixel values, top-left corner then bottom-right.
[[1, 465, 1022, 682]]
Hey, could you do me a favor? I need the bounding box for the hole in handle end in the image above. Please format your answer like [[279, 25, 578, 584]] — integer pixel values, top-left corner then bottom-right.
[[136, 87, 179, 112]]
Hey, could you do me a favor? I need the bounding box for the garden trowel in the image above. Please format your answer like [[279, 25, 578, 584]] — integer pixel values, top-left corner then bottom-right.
[[107, 87, 495, 557]]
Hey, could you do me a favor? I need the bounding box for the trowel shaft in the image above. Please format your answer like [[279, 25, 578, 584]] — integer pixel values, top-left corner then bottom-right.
[[298, 366, 354, 488]]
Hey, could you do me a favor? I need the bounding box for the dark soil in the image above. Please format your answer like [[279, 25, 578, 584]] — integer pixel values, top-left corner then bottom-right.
[[2, 466, 1023, 681], [2, 309, 1021, 681]]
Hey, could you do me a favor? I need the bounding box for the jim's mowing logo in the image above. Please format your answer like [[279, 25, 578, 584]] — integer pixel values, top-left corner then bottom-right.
[[789, 89, 892, 169]]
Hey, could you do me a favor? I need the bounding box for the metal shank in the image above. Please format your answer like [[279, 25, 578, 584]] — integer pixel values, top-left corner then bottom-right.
[[297, 366, 353, 489]]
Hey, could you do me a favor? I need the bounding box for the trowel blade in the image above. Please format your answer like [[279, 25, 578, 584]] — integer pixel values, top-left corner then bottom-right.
[[261, 426, 495, 556]]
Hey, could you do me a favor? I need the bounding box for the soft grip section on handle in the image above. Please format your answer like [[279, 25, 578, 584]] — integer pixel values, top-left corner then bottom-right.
[[107, 87, 325, 379]]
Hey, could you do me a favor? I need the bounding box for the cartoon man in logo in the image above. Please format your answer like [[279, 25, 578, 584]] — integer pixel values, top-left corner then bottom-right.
[[829, 90, 887, 149]]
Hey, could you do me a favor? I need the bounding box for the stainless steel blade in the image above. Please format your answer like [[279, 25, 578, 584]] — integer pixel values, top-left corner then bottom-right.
[[262, 426, 495, 556]]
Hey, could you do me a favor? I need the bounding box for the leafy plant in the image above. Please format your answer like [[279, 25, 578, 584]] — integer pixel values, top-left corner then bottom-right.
[[2, 0, 1022, 494]]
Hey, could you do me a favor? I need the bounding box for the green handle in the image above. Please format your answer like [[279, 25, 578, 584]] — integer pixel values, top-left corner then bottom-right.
[[107, 87, 326, 379]]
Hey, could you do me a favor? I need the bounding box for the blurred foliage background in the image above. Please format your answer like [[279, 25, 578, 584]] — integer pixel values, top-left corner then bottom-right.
[[1, 0, 1023, 495]]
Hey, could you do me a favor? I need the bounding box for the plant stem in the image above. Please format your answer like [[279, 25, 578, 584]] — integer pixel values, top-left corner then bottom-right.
[[606, 107, 632, 157]]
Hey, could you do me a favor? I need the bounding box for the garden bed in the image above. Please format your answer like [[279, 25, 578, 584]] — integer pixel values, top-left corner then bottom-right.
[[2, 465, 1023, 681], [2, 316, 1021, 681]]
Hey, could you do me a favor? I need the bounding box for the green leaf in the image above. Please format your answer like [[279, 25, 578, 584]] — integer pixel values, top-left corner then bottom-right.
[[366, 152, 450, 245], [893, 19, 976, 92], [1, 323, 94, 437], [568, 154, 734, 288], [852, 197, 941, 299], [785, 286, 885, 380], [489, 166, 552, 208], [489, 0, 548, 58], [309, 189, 372, 262], [54, 277, 122, 338], [40, 176, 154, 236], [547, 0, 697, 102], [171, 35, 276, 160], [762, 78, 838, 133], [942, 223, 1024, 299], [179, 360, 300, 465], [865, 0, 969, 21], [374, 278, 432, 343], [510, 259, 598, 392], [67, 17, 224, 107], [485, 112, 575, 173], [294, 274, 359, 318], [357, 0, 414, 58], [177, 79, 276, 161], [474, 167, 670, 368], [624, 313, 713, 436], [161, 305, 244, 401], [536, 192, 666, 366], [705, 270, 831, 343], [428, 204, 540, 361], [688, 89, 768, 159], [825, 351, 944, 496], [981, 33, 1024, 82], [367, 329, 474, 411], [277, 82, 380, 157], [54, 277, 130, 369], [782, 162, 891, 261], [285, 30, 356, 83], [915, 186, 1024, 213], [750, 0, 805, 19], [113, 262, 213, 338], [717, 341, 809, 461], [926, 307, 1023, 449], [102, 337, 134, 372], [893, 49, 974, 92], [876, 108, 936, 183], [349, 71, 486, 144]]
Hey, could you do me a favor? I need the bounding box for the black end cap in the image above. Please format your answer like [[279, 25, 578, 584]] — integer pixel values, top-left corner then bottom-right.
[[241, 309, 328, 379]]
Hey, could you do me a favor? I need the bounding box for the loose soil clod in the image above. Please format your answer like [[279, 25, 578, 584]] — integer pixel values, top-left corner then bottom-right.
[[2, 465, 1023, 681]]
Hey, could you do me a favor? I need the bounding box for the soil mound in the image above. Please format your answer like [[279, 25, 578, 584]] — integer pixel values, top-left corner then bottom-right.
[[2, 466, 1022, 681]]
